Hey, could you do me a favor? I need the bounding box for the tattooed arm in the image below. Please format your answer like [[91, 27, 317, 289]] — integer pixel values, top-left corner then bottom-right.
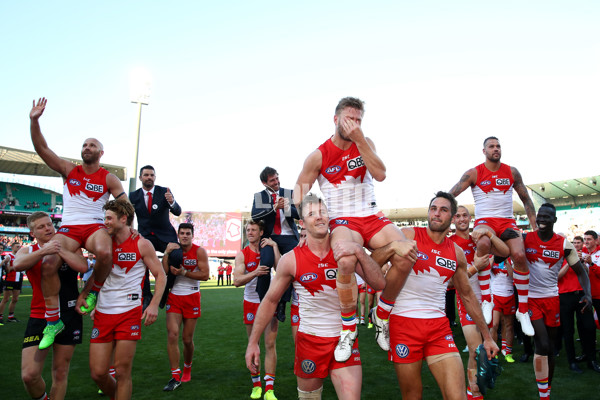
[[449, 167, 477, 197], [511, 166, 537, 230]]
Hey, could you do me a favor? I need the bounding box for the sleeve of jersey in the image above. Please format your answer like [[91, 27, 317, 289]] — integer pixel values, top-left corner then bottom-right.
[[564, 240, 580, 267]]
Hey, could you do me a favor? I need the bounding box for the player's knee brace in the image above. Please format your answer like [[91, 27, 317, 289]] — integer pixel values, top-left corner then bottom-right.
[[298, 386, 323, 399], [336, 273, 357, 309]]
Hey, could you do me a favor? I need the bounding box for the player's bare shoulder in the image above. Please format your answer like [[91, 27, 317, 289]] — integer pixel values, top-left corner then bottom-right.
[[450, 167, 477, 197]]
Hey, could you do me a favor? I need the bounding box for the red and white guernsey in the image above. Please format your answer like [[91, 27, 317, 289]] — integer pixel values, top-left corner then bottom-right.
[[317, 138, 377, 219], [171, 244, 201, 296], [5, 253, 22, 282], [491, 260, 514, 297], [62, 165, 110, 225], [525, 232, 578, 299], [292, 245, 340, 337], [392, 227, 458, 318], [472, 163, 514, 219], [450, 234, 480, 300], [242, 246, 261, 304], [97, 236, 146, 314]]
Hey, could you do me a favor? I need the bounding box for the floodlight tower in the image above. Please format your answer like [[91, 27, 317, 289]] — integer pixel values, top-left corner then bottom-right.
[[128, 69, 151, 193]]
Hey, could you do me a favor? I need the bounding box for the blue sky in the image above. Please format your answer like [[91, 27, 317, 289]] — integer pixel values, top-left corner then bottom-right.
[[2, 1, 599, 212]]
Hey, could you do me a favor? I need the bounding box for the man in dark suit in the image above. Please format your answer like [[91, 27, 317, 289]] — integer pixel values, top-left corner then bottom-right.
[[130, 165, 182, 309], [251, 167, 300, 321]]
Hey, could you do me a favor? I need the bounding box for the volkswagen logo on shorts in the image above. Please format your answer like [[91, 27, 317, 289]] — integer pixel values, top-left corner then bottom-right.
[[91, 328, 99, 339], [292, 315, 299, 323], [466, 313, 473, 321], [301, 359, 316, 374], [247, 312, 255, 321], [416, 251, 428, 261], [166, 305, 171, 311], [395, 344, 409, 358]]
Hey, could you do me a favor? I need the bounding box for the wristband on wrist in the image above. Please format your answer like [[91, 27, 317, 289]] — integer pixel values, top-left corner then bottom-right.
[[181, 269, 187, 277]]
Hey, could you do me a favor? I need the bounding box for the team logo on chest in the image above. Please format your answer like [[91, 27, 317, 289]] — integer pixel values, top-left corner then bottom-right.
[[85, 182, 104, 193], [496, 178, 510, 186], [542, 249, 560, 259], [184, 259, 197, 266], [300, 273, 318, 283], [118, 252, 136, 262], [436, 256, 456, 271], [69, 179, 81, 186], [325, 165, 341, 174]]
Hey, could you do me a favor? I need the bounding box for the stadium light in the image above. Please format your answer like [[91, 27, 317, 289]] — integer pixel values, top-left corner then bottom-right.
[[128, 68, 152, 193]]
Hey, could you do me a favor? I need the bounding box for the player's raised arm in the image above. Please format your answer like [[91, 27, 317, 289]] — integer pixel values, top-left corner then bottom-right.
[[511, 166, 537, 230], [449, 168, 477, 198], [106, 173, 129, 201], [29, 98, 74, 178], [293, 149, 322, 207]]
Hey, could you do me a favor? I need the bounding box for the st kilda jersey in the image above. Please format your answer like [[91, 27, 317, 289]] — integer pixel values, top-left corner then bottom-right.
[[62, 165, 110, 225], [391, 227, 458, 319], [525, 232, 579, 299], [97, 236, 146, 314], [472, 163, 514, 220], [292, 245, 341, 337], [171, 244, 201, 296], [317, 138, 377, 219]]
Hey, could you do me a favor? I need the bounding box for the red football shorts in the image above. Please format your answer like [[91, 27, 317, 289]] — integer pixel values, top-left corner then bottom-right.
[[57, 223, 106, 246], [243, 300, 260, 325], [389, 315, 458, 363], [366, 285, 380, 295], [529, 297, 560, 327], [91, 306, 142, 343], [166, 292, 201, 319], [294, 331, 361, 379], [456, 294, 475, 327], [473, 218, 518, 238], [329, 214, 393, 245], [358, 283, 366, 294], [291, 303, 300, 327], [493, 294, 516, 315]]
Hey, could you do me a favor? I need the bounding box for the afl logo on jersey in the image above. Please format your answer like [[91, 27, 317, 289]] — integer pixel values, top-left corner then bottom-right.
[[300, 273, 318, 283], [464, 250, 471, 256], [395, 344, 409, 358], [301, 360, 316, 374], [526, 248, 537, 254], [247, 262, 257, 267], [480, 180, 491, 186], [416, 251, 429, 261], [325, 165, 341, 174], [91, 328, 99, 339], [69, 179, 81, 186]]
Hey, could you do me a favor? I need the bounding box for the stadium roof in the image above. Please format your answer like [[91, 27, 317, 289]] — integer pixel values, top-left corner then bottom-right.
[[0, 146, 127, 180], [527, 175, 600, 200]]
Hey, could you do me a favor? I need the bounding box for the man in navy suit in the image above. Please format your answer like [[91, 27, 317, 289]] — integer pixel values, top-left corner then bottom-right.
[[129, 165, 182, 253], [251, 167, 300, 321], [130, 165, 182, 309]]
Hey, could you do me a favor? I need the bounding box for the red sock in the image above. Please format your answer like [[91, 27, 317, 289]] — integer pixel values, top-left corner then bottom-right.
[[376, 296, 394, 320], [45, 307, 60, 323], [478, 264, 492, 303], [264, 374, 275, 391], [171, 368, 181, 381]]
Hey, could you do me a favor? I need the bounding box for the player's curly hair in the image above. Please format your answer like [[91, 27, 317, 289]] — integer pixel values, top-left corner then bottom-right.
[[335, 97, 365, 116], [103, 199, 135, 226]]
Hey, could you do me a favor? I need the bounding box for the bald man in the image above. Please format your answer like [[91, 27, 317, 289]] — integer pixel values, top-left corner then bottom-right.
[[30, 98, 129, 350]]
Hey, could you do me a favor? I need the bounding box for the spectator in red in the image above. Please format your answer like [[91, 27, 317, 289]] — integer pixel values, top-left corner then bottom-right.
[[226, 263, 233, 286], [217, 262, 226, 286]]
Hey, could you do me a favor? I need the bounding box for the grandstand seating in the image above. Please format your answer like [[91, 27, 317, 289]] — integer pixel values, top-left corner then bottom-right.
[[0, 182, 62, 212]]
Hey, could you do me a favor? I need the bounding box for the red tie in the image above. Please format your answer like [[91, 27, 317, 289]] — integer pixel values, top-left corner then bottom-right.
[[147, 192, 153, 214], [271, 193, 281, 235]]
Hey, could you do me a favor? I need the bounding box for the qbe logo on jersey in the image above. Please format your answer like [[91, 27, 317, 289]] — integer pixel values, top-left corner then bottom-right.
[[85, 183, 104, 193], [542, 249, 560, 259], [184, 259, 197, 266], [325, 268, 337, 280], [118, 252, 136, 262], [346, 155, 364, 171], [436, 256, 456, 271], [496, 178, 510, 186]]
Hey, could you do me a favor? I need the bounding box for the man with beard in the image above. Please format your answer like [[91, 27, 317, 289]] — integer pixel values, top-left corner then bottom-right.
[[378, 192, 498, 399], [523, 204, 593, 397], [29, 98, 129, 350], [294, 97, 416, 361], [449, 137, 537, 336]]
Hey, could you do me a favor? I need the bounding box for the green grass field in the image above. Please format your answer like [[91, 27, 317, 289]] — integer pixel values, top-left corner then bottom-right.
[[1, 281, 598, 399]]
